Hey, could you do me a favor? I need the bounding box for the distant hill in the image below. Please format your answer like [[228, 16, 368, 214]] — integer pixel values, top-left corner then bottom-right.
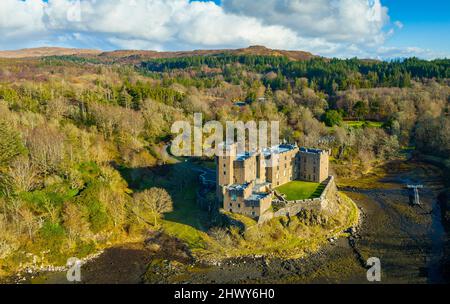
[[233, 45, 315, 61], [98, 45, 316, 63], [0, 45, 316, 62], [0, 47, 102, 59]]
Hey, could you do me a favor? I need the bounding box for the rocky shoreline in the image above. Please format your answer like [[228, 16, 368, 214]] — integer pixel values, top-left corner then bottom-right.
[[3, 250, 105, 284], [4, 159, 448, 284]]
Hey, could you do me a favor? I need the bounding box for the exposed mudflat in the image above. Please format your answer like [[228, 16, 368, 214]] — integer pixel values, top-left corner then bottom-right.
[[327, 160, 448, 284], [11, 160, 449, 284], [150, 160, 448, 284]]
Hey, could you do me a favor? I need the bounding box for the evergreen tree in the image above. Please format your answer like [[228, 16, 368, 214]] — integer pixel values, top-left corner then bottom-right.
[[0, 120, 26, 168]]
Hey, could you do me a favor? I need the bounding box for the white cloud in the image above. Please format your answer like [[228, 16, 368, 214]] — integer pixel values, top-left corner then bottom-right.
[[0, 0, 47, 47], [0, 0, 444, 59], [222, 0, 390, 45], [394, 21, 404, 29], [375, 46, 447, 60], [54, 0, 321, 51]]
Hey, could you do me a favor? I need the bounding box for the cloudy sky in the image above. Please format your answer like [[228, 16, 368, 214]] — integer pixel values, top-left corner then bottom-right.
[[0, 0, 449, 59]]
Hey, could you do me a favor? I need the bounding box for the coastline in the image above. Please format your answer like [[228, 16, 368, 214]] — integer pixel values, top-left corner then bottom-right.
[[3, 158, 448, 284]]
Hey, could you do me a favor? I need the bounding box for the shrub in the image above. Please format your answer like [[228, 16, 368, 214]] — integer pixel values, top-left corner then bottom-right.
[[86, 198, 110, 233], [322, 110, 343, 127], [0, 120, 26, 168]]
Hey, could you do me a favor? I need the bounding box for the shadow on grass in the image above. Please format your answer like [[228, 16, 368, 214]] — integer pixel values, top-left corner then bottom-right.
[[117, 162, 211, 232], [312, 183, 326, 198]]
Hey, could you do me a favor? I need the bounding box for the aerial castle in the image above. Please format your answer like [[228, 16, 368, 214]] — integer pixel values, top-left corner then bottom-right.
[[216, 143, 329, 218]]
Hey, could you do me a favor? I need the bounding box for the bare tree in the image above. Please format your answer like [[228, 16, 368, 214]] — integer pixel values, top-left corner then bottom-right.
[[62, 202, 90, 241], [99, 187, 126, 229], [8, 157, 38, 192], [132, 188, 173, 228], [18, 207, 39, 240], [44, 98, 69, 120], [26, 125, 64, 175], [89, 103, 144, 139]]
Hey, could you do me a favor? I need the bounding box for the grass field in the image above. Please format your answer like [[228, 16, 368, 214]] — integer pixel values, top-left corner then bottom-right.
[[344, 121, 383, 128], [276, 181, 324, 201]]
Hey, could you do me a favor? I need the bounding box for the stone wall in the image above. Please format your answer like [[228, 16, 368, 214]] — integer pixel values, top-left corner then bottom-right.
[[266, 147, 299, 187], [258, 176, 336, 224]]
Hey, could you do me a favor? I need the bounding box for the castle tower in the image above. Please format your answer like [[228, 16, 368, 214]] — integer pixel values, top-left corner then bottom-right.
[[216, 142, 237, 202], [256, 151, 266, 183], [298, 148, 329, 183], [318, 150, 329, 182]]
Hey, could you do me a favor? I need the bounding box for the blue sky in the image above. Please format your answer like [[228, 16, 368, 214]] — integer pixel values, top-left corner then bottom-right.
[[382, 0, 450, 57], [0, 0, 448, 59]]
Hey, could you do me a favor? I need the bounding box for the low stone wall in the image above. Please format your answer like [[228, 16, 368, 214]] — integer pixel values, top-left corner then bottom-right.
[[258, 176, 336, 224]]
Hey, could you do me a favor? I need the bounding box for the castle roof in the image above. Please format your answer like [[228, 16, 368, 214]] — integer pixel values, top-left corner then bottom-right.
[[262, 144, 297, 157], [236, 151, 255, 161], [226, 182, 251, 192], [300, 147, 326, 154], [244, 192, 271, 207]]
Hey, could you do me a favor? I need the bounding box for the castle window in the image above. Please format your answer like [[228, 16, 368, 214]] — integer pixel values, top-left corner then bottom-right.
[[231, 194, 237, 201], [238, 204, 241, 208], [252, 212, 256, 216], [229, 209, 233, 212], [223, 171, 226, 175], [313, 166, 316, 173]]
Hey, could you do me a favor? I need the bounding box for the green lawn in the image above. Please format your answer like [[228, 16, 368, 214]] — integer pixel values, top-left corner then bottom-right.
[[276, 180, 324, 201], [344, 120, 383, 128]]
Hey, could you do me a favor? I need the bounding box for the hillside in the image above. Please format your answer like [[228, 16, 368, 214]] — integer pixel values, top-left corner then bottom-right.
[[0, 47, 102, 59], [0, 45, 448, 279], [0, 45, 316, 62]]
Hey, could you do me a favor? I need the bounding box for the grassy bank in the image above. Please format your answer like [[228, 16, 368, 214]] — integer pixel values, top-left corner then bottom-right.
[[196, 192, 359, 260], [344, 120, 384, 128]]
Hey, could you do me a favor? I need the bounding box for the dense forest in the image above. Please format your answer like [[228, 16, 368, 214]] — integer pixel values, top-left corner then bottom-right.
[[0, 51, 448, 275], [142, 55, 450, 92]]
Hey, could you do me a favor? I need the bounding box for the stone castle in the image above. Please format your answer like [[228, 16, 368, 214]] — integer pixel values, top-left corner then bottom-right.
[[216, 143, 329, 219]]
